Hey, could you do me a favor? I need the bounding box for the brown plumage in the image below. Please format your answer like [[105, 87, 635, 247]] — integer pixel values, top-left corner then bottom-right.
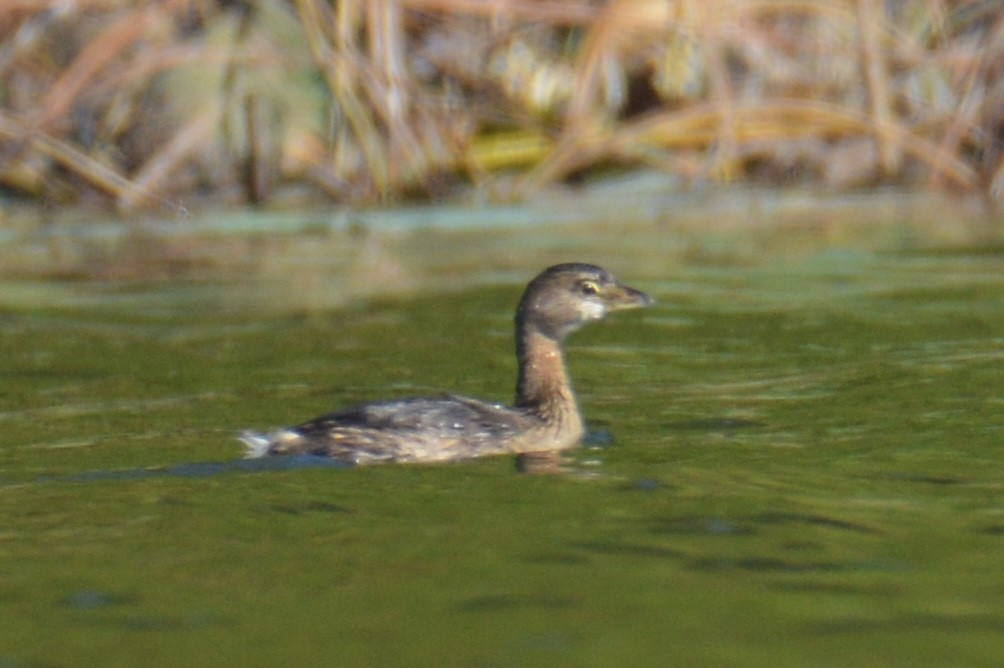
[[240, 263, 652, 465]]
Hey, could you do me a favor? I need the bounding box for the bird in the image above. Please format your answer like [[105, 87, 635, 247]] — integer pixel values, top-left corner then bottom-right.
[[240, 263, 652, 466]]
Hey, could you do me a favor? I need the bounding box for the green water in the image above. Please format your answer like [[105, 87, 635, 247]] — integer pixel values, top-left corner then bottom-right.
[[1, 241, 1003, 666]]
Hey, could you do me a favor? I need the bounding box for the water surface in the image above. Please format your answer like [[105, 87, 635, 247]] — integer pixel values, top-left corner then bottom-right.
[[1, 221, 1003, 666]]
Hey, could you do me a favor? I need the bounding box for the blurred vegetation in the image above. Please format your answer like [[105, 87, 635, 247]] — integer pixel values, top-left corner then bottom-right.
[[0, 0, 1002, 212]]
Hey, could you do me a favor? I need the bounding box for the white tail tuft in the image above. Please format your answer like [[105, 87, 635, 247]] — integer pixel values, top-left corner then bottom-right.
[[239, 431, 273, 459]]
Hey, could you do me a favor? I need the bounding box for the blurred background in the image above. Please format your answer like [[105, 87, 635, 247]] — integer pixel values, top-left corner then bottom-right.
[[1, 0, 1001, 211]]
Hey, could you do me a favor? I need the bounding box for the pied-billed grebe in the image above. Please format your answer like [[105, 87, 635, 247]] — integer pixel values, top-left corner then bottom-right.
[[240, 263, 652, 465]]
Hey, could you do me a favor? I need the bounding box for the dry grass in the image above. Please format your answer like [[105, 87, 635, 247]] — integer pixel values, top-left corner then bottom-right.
[[0, 0, 1001, 212]]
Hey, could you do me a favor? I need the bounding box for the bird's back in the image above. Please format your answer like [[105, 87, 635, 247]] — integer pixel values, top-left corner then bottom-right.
[[244, 395, 549, 464]]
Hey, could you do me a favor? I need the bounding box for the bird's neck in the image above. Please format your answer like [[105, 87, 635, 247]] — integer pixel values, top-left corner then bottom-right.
[[515, 325, 581, 426]]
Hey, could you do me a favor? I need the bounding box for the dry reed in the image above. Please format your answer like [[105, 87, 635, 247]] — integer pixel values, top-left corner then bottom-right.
[[0, 0, 1001, 212]]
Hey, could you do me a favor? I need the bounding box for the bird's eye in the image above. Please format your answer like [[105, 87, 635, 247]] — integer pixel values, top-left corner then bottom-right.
[[579, 281, 599, 296]]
